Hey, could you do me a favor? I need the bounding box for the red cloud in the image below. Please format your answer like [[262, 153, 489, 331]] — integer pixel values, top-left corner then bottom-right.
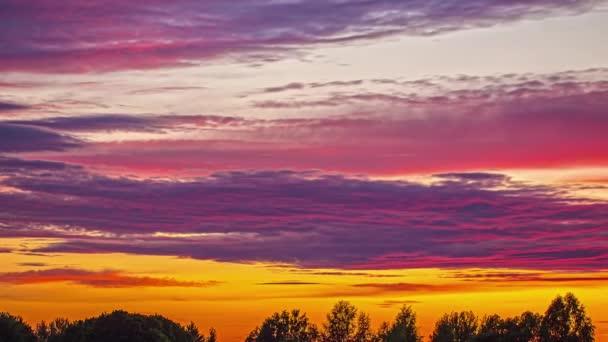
[[0, 268, 220, 288]]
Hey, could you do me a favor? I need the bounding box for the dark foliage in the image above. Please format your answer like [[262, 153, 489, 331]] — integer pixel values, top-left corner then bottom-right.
[[0, 293, 597, 342], [381, 305, 423, 342], [0, 312, 36, 342], [245, 310, 318, 342], [539, 293, 595, 342], [431, 311, 478, 342], [33, 311, 213, 342]]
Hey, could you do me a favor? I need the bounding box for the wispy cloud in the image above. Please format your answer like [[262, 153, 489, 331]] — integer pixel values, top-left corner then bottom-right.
[[257, 281, 323, 286], [377, 300, 422, 308], [0, 0, 598, 73], [19, 70, 608, 175], [0, 268, 221, 288]]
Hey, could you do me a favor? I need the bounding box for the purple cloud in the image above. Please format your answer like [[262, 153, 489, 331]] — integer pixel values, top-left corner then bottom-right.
[[0, 101, 29, 112], [1, 159, 607, 270], [5, 114, 247, 133], [0, 123, 82, 152], [0, 0, 597, 73], [16, 71, 608, 176]]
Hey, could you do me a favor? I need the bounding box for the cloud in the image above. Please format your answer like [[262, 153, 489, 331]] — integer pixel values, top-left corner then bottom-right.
[[1, 160, 607, 270], [127, 86, 207, 95], [351, 282, 469, 293], [289, 270, 402, 278], [445, 271, 608, 283], [17, 262, 49, 267], [377, 300, 421, 308], [0, 123, 82, 152], [0, 268, 220, 288], [5, 114, 248, 133], [0, 156, 80, 173], [257, 281, 323, 286], [25, 71, 608, 175], [0, 0, 599, 73], [256, 80, 365, 95], [0, 101, 29, 112]]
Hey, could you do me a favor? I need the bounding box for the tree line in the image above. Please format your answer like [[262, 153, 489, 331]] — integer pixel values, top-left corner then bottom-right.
[[0, 293, 596, 342]]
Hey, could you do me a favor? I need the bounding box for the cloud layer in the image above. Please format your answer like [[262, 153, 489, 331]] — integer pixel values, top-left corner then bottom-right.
[[1, 157, 607, 270], [0, 0, 599, 73], [12, 70, 608, 175]]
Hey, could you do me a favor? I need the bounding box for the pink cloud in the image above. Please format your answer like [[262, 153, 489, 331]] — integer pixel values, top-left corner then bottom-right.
[[0, 0, 598, 73], [21, 75, 608, 176]]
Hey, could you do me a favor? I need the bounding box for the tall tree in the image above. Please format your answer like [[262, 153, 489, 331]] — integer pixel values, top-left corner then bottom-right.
[[207, 328, 217, 342], [431, 311, 478, 342], [39, 318, 71, 342], [540, 293, 595, 342], [246, 309, 318, 342], [322, 301, 358, 342], [186, 322, 204, 342], [35, 321, 50, 342], [353, 313, 375, 342], [474, 314, 505, 341], [377, 322, 390, 342], [0, 312, 36, 342], [502, 311, 542, 342], [382, 305, 422, 342]]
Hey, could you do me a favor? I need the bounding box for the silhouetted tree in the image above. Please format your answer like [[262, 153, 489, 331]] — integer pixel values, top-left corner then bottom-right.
[[0, 292, 600, 342], [501, 311, 542, 342], [245, 309, 319, 342], [377, 321, 390, 341], [47, 311, 203, 342], [322, 301, 358, 342], [0, 312, 36, 342], [36, 318, 71, 342], [208, 327, 217, 342], [539, 293, 595, 342], [431, 311, 478, 342], [353, 313, 375, 342], [35, 321, 49, 342], [382, 305, 422, 342], [245, 327, 261, 342], [474, 314, 505, 341], [186, 321, 204, 342]]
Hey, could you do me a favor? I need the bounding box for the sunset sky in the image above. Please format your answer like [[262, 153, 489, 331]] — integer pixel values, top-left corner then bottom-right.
[[1, 0, 608, 340]]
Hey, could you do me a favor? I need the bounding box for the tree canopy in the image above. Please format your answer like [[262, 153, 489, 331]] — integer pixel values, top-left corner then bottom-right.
[[0, 293, 597, 342], [540, 293, 595, 342], [380, 305, 422, 342], [245, 310, 318, 342], [0, 312, 36, 342], [431, 311, 478, 342]]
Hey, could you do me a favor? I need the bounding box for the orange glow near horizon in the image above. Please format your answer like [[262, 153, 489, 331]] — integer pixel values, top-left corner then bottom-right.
[[1, 239, 607, 341]]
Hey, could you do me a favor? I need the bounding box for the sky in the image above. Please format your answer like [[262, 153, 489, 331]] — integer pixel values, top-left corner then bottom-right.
[[1, 0, 608, 340]]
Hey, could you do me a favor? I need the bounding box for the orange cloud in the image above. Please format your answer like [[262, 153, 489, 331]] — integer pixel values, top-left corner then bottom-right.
[[0, 268, 220, 288]]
